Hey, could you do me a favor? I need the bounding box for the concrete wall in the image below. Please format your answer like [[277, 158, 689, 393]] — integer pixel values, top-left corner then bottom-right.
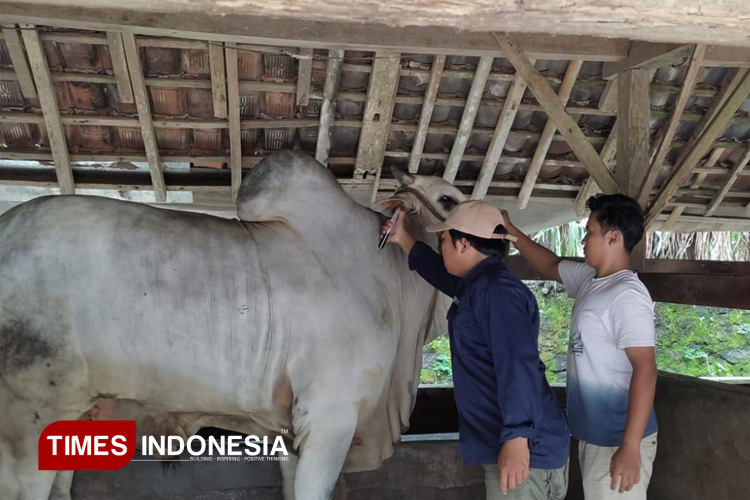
[[73, 373, 750, 499]]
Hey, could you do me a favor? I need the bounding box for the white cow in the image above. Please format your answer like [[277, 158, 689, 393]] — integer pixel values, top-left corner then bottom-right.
[[0, 151, 466, 500]]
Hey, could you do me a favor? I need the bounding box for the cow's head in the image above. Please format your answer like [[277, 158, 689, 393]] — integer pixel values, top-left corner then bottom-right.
[[371, 167, 466, 228]]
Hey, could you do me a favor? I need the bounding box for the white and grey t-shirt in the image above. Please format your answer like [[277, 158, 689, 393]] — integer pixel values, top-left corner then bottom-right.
[[558, 260, 658, 446]]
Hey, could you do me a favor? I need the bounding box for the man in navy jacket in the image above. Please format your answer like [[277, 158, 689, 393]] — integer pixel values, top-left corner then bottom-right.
[[382, 200, 569, 500]]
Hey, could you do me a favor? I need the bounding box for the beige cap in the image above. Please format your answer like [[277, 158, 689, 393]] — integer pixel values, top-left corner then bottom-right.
[[426, 200, 518, 242]]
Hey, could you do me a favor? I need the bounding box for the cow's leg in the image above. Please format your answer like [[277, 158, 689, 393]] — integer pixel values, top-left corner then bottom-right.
[[292, 403, 357, 500], [280, 449, 298, 500], [48, 470, 74, 500]]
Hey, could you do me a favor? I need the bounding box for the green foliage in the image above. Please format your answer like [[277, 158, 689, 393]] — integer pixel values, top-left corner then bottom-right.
[[420, 285, 750, 385]]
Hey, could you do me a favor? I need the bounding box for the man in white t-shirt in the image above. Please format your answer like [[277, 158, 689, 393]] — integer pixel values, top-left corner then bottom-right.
[[501, 194, 658, 500]]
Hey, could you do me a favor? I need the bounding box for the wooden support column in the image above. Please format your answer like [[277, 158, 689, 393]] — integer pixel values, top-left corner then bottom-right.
[[515, 59, 582, 207], [645, 69, 750, 226], [472, 59, 534, 199], [20, 24, 74, 194], [121, 32, 166, 202], [353, 51, 401, 179], [208, 41, 228, 118], [638, 44, 705, 207], [1, 24, 36, 99], [225, 42, 242, 200], [617, 69, 651, 199], [296, 47, 314, 107], [315, 49, 344, 166], [408, 54, 445, 174], [443, 56, 494, 183], [575, 122, 617, 216], [106, 31, 134, 103], [705, 146, 750, 217], [602, 42, 693, 80], [493, 32, 620, 194]]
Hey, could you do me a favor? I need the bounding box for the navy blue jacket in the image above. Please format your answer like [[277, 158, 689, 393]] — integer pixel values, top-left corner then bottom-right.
[[409, 242, 569, 468]]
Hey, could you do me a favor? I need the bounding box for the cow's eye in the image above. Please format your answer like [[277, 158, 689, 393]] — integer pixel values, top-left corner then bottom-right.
[[438, 195, 458, 210]]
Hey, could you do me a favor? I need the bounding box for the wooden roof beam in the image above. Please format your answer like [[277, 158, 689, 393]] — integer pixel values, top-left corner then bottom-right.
[[408, 55, 445, 174], [295, 47, 314, 108], [574, 121, 617, 216], [443, 56, 494, 184], [315, 49, 344, 166], [472, 59, 535, 199], [493, 32, 620, 194], [515, 59, 582, 207], [208, 40, 228, 118], [224, 42, 242, 200], [19, 24, 74, 194], [705, 147, 750, 217], [638, 44, 706, 207], [121, 32, 166, 202], [105, 31, 134, 104], [602, 42, 694, 80], [352, 51, 401, 184], [1, 23, 37, 99], [644, 68, 750, 227]]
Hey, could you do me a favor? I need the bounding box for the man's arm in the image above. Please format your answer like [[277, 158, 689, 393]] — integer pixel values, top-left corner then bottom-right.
[[500, 210, 562, 282], [610, 347, 657, 493]]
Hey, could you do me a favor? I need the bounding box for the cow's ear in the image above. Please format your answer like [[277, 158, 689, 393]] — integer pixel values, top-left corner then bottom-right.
[[371, 198, 404, 216], [390, 166, 415, 186]]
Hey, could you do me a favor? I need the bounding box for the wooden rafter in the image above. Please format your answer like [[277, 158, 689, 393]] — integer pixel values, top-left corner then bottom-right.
[[602, 42, 693, 80], [105, 31, 134, 104], [353, 51, 401, 180], [515, 59, 582, 207], [121, 32, 166, 202], [1, 23, 37, 99], [644, 69, 750, 226], [598, 79, 617, 113], [408, 54, 445, 174], [638, 44, 705, 207], [208, 41, 228, 118], [224, 42, 242, 200], [296, 47, 314, 107], [443, 56, 494, 183], [705, 147, 750, 217], [493, 32, 620, 194], [472, 59, 535, 200], [315, 49, 344, 166], [690, 148, 725, 189], [574, 122, 617, 216], [19, 24, 74, 194]]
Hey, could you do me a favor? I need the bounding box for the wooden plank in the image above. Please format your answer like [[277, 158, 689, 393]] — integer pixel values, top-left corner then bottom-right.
[[515, 59, 582, 207], [315, 49, 344, 165], [121, 32, 166, 202], [617, 69, 651, 199], [598, 79, 617, 113], [19, 24, 74, 194], [690, 147, 725, 189], [106, 31, 134, 104], [408, 54, 445, 174], [602, 42, 693, 80], [296, 47, 314, 107], [472, 59, 535, 199], [639, 44, 706, 206], [574, 122, 617, 216], [638, 273, 750, 309], [353, 51, 401, 179], [705, 147, 750, 217], [644, 69, 750, 226], [208, 41, 228, 119], [443, 56, 494, 183], [0, 24, 36, 99], [493, 32, 620, 194], [662, 206, 685, 231], [224, 42, 242, 200], [645, 259, 750, 275]]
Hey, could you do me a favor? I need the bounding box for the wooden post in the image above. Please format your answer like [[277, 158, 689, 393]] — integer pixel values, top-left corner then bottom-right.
[[408, 55, 445, 174], [121, 32, 166, 202], [315, 49, 344, 166], [617, 69, 651, 199], [20, 24, 75, 194], [353, 51, 401, 180], [225, 42, 242, 200], [443, 56, 494, 183]]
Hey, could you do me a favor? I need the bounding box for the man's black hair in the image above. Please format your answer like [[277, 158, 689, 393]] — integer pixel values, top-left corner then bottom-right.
[[586, 194, 644, 253], [448, 225, 510, 259]]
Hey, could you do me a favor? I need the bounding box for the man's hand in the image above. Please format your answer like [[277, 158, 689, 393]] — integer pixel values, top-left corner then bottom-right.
[[498, 209, 520, 239], [381, 208, 416, 254], [610, 442, 641, 493], [498, 437, 530, 494]]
